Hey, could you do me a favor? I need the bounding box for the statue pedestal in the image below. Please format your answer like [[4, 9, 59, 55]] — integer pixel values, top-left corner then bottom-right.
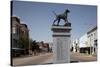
[[51, 24, 71, 63]]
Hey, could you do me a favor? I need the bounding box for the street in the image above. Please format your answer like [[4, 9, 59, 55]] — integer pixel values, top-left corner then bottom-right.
[[12, 53, 53, 66], [12, 52, 97, 66], [70, 52, 97, 62]]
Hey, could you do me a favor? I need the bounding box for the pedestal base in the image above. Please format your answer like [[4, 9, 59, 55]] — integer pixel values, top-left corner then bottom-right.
[[51, 25, 71, 63], [53, 37, 70, 63]]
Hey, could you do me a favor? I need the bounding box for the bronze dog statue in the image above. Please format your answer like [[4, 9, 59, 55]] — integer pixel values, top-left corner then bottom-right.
[[53, 9, 70, 26]]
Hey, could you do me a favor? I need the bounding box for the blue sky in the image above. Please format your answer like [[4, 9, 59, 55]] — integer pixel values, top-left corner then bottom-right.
[[12, 1, 97, 42]]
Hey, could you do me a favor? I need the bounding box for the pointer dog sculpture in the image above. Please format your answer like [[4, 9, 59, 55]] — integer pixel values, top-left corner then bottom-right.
[[53, 9, 70, 26]]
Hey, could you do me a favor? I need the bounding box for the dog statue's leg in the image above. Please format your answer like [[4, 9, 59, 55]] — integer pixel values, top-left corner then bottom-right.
[[53, 19, 57, 25], [57, 18, 60, 25], [64, 19, 66, 23], [66, 18, 69, 23], [64, 19, 67, 26]]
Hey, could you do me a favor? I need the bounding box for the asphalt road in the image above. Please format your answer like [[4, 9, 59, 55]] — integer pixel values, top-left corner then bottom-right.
[[12, 53, 53, 66], [12, 52, 97, 66], [70, 52, 97, 62]]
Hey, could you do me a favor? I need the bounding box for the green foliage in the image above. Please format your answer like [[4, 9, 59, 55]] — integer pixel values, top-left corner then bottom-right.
[[18, 35, 29, 49], [29, 38, 33, 49]]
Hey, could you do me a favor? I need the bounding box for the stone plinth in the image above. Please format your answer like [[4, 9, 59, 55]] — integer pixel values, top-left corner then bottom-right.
[[51, 23, 71, 63]]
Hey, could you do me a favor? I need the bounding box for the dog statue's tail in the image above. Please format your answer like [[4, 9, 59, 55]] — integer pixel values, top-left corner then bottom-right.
[[52, 11, 57, 17]]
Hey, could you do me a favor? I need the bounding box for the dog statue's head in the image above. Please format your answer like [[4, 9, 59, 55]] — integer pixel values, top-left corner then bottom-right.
[[65, 9, 70, 13]]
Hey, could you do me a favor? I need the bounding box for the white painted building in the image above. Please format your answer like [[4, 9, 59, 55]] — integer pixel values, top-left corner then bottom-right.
[[87, 26, 97, 55], [79, 34, 90, 54], [78, 26, 97, 55], [79, 34, 88, 48], [72, 39, 79, 52]]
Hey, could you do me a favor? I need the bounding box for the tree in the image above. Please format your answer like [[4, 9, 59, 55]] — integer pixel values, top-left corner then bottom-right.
[[18, 35, 29, 49], [29, 38, 33, 50]]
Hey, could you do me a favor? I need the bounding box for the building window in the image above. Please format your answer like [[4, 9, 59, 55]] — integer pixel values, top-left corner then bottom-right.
[[91, 34, 93, 36], [12, 27, 16, 34], [94, 39, 97, 47], [16, 26, 20, 35], [88, 35, 90, 38]]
